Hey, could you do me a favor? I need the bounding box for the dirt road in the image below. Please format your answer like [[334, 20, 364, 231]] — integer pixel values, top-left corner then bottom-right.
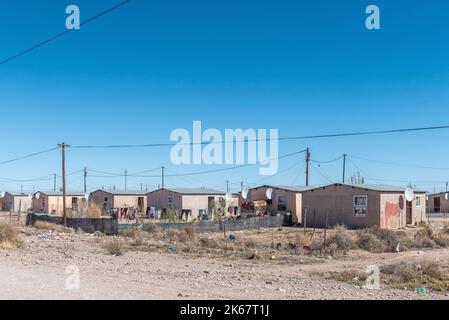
[[1, 230, 448, 300]]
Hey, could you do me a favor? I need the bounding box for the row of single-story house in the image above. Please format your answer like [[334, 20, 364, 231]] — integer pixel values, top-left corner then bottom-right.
[[1, 183, 446, 229]]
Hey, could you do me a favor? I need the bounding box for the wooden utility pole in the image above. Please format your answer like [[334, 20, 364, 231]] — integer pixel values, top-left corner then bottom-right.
[[58, 142, 69, 228], [161, 166, 165, 189], [305, 148, 311, 187], [124, 170, 128, 190], [342, 154, 347, 183], [84, 167, 87, 194], [53, 174, 57, 192]]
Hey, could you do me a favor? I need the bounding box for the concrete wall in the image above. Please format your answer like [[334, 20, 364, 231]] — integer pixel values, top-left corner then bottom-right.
[[147, 189, 182, 210], [89, 191, 148, 213], [147, 190, 227, 219], [118, 215, 286, 234], [427, 193, 449, 213], [113, 195, 147, 212], [302, 185, 381, 229], [380, 193, 426, 229], [3, 193, 32, 212], [302, 184, 426, 229], [182, 195, 223, 219], [246, 186, 302, 224], [26, 213, 117, 235], [32, 194, 84, 215]]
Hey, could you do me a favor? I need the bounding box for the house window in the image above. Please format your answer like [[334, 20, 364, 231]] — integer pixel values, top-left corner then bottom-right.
[[416, 196, 421, 207], [168, 196, 174, 209], [278, 196, 287, 211], [104, 197, 108, 202], [354, 195, 368, 217]]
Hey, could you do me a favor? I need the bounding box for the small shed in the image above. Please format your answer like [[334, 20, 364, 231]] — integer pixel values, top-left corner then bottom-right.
[[3, 192, 32, 212], [427, 192, 449, 214], [32, 191, 85, 215]]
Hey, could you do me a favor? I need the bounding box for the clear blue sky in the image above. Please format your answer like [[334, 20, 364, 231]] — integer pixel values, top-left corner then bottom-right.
[[0, 0, 448, 194]]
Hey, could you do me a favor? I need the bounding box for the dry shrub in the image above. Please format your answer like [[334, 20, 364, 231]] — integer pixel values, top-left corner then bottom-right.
[[381, 261, 449, 292], [184, 225, 195, 240], [142, 223, 162, 234], [412, 226, 436, 249], [442, 224, 449, 235], [104, 240, 125, 256], [432, 232, 449, 248], [357, 232, 386, 253], [244, 239, 257, 249], [87, 204, 102, 219], [311, 225, 357, 256], [295, 233, 310, 247], [199, 236, 221, 249], [0, 222, 18, 245], [34, 221, 74, 234]]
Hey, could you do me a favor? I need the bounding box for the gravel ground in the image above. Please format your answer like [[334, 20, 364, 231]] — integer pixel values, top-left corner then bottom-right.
[[1, 229, 449, 300]]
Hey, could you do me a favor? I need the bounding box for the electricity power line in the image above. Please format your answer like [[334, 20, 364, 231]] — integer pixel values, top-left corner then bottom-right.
[[70, 125, 449, 149], [0, 0, 132, 66], [0, 147, 60, 166]]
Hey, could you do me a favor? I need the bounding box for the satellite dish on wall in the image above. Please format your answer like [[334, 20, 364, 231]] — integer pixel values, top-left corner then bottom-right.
[[404, 188, 415, 202], [35, 192, 41, 200], [445, 193, 449, 201], [84, 193, 90, 201], [266, 188, 275, 200], [426, 195, 429, 201], [225, 193, 233, 202], [242, 188, 250, 200], [0, 192, 5, 197]]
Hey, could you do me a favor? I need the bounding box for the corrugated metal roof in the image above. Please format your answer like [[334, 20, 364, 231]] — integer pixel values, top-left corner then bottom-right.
[[250, 185, 315, 193], [310, 183, 427, 193], [150, 188, 225, 195], [4, 192, 32, 197], [38, 191, 85, 196], [92, 190, 148, 196]]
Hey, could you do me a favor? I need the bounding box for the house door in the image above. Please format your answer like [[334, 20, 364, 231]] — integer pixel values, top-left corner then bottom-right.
[[72, 197, 78, 212], [138, 197, 144, 213], [406, 201, 413, 225], [434, 197, 441, 213]]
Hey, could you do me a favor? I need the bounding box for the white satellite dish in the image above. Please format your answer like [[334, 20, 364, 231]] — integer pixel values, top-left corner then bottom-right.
[[225, 192, 233, 202], [426, 195, 429, 201], [266, 188, 274, 200], [242, 188, 250, 200], [84, 193, 89, 201], [404, 188, 415, 202], [35, 192, 41, 200], [0, 192, 5, 197], [445, 193, 449, 201]]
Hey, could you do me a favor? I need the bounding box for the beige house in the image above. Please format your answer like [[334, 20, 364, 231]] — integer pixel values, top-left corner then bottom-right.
[[3, 192, 32, 212], [427, 192, 449, 213], [89, 190, 148, 213], [147, 188, 226, 219], [32, 191, 86, 215], [301, 183, 427, 229], [244, 185, 313, 224]]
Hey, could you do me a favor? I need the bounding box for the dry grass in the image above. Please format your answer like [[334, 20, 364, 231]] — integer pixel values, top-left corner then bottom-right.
[[326, 261, 449, 293], [381, 261, 449, 293], [33, 221, 74, 234], [0, 222, 19, 249], [103, 239, 125, 256], [87, 204, 102, 219]]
